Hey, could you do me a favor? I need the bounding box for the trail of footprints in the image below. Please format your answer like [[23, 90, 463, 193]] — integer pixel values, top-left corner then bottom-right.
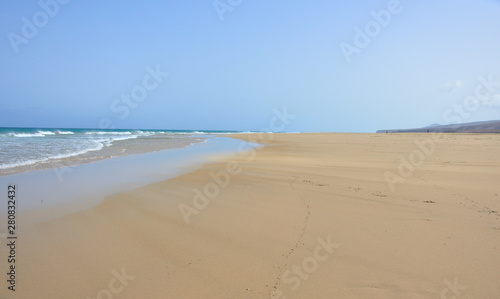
[[271, 176, 312, 296], [415, 175, 499, 220], [271, 176, 391, 296]]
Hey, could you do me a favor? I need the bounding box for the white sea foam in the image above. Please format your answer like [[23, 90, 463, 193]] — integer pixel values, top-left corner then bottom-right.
[[56, 130, 74, 135], [134, 130, 156, 136], [39, 130, 56, 135], [101, 135, 139, 146], [171, 131, 205, 135], [48, 142, 105, 160], [85, 131, 133, 135], [0, 139, 106, 170], [0, 128, 217, 173], [8, 132, 46, 138], [0, 157, 49, 169]]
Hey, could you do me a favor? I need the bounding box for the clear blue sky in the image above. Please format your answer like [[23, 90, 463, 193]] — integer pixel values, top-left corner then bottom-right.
[[1, 0, 499, 132]]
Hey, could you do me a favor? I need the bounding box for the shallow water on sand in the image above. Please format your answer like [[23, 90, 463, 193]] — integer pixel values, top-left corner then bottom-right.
[[0, 136, 260, 225]]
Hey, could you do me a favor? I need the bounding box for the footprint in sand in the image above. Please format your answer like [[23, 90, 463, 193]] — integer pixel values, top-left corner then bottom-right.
[[302, 180, 328, 187], [372, 191, 387, 198]]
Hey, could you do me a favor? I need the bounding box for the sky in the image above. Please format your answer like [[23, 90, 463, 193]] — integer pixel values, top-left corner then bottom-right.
[[1, 0, 499, 132]]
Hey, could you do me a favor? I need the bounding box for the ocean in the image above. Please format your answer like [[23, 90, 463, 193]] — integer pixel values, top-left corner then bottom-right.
[[0, 127, 241, 175]]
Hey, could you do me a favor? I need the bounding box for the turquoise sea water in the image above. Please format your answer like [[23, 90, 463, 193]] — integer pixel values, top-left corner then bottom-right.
[[0, 127, 242, 175]]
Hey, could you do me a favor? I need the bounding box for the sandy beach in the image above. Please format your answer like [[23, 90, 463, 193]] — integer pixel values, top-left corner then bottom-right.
[[2, 133, 500, 298]]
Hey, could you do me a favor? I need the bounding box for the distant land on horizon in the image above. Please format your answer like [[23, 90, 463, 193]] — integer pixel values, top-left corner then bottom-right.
[[376, 120, 500, 133]]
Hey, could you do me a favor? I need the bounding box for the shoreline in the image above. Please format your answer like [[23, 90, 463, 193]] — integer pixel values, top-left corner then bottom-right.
[[1, 133, 499, 298], [0, 133, 208, 177], [0, 136, 260, 226]]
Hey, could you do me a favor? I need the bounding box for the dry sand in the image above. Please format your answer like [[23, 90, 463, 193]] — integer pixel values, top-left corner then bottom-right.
[[2, 133, 500, 298]]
